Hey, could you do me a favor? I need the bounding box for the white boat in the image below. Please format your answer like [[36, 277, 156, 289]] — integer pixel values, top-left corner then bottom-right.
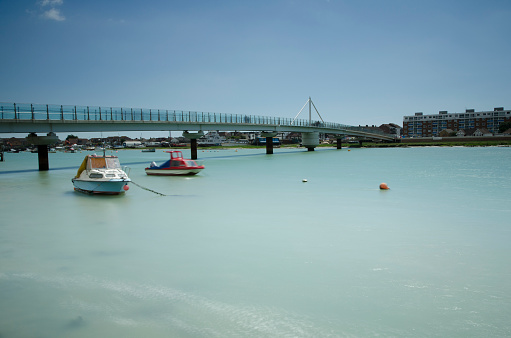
[[72, 154, 131, 194], [197, 131, 225, 146]]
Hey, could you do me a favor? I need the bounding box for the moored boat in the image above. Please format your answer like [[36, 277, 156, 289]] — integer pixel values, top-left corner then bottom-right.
[[145, 150, 204, 176], [72, 154, 131, 194]]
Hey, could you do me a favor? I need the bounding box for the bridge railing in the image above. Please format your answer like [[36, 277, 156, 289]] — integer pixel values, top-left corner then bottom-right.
[[0, 102, 357, 131]]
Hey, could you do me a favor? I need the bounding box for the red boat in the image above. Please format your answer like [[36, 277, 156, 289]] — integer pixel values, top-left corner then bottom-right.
[[145, 150, 204, 176]]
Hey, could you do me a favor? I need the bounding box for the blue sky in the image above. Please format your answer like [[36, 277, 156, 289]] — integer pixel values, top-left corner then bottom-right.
[[1, 0, 510, 137]]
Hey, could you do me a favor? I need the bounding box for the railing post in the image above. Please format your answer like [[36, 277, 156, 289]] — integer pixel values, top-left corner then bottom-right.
[[14, 103, 17, 120], [87, 106, 90, 120], [1, 106, 3, 119], [121, 108, 123, 121], [141, 108, 143, 121], [60, 105, 64, 120], [31, 104, 34, 120], [99, 107, 102, 120], [158, 109, 160, 121], [110, 107, 113, 121], [166, 110, 168, 121], [74, 106, 77, 120], [131, 108, 133, 121], [150, 109, 152, 121]]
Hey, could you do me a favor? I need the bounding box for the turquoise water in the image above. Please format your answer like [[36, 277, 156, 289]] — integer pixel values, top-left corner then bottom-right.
[[1, 146, 510, 337]]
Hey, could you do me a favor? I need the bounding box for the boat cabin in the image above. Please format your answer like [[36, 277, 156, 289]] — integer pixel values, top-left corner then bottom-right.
[[75, 155, 122, 178]]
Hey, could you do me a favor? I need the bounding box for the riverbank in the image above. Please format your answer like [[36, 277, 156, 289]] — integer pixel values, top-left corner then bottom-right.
[[132, 136, 511, 151], [359, 136, 511, 148]]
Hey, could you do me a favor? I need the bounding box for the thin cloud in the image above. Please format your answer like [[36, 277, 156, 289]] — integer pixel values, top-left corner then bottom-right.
[[40, 0, 63, 6], [38, 0, 65, 21], [42, 8, 65, 21]]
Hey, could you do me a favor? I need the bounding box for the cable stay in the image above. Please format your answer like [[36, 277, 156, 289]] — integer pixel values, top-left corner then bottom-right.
[[291, 97, 325, 125]]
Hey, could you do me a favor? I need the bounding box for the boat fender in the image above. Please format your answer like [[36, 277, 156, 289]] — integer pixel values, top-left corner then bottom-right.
[[123, 185, 130, 191]]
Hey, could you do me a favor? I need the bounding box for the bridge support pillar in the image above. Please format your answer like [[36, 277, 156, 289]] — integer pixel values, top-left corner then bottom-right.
[[302, 132, 319, 152], [190, 139, 198, 159], [182, 131, 204, 160], [261, 131, 278, 155], [266, 138, 273, 154], [26, 132, 59, 171], [336, 138, 342, 149], [37, 145, 49, 171]]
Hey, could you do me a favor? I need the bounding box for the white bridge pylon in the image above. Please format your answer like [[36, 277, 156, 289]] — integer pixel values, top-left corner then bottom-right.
[[291, 97, 325, 151], [291, 97, 325, 125]]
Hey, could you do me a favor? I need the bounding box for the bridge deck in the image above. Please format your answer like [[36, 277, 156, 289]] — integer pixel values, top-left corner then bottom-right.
[[0, 102, 395, 141]]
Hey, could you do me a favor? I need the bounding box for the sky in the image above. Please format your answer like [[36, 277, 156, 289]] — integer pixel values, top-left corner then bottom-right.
[[1, 0, 510, 138]]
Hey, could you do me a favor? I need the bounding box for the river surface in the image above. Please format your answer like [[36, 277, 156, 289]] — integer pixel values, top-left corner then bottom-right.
[[1, 146, 510, 337]]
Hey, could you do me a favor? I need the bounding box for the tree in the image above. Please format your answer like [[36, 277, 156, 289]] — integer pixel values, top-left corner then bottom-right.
[[498, 122, 511, 133], [66, 134, 78, 140]]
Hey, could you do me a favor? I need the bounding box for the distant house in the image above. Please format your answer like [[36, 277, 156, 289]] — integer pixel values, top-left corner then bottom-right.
[[2, 137, 27, 149], [459, 128, 492, 137], [379, 123, 402, 137], [456, 129, 466, 137], [439, 129, 454, 137], [66, 137, 79, 145], [502, 128, 511, 135], [475, 128, 492, 137], [282, 132, 301, 144]]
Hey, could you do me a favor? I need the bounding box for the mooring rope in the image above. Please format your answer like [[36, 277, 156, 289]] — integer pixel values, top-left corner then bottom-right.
[[130, 180, 167, 196]]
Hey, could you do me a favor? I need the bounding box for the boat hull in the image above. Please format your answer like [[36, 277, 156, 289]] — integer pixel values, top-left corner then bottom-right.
[[145, 168, 202, 176], [72, 179, 130, 194]]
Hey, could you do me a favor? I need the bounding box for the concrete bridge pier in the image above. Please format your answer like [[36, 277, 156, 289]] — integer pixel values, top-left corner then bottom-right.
[[182, 131, 204, 160], [26, 132, 59, 171], [336, 137, 343, 149], [302, 131, 319, 151], [37, 145, 49, 170], [261, 131, 278, 154]]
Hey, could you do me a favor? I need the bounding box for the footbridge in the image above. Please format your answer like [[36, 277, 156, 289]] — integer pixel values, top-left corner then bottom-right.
[[0, 99, 396, 169]]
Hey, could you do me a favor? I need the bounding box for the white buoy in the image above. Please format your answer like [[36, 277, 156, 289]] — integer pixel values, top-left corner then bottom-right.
[[302, 179, 308, 182]]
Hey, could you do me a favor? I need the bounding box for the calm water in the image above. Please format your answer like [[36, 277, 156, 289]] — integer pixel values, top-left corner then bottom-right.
[[1, 146, 510, 337]]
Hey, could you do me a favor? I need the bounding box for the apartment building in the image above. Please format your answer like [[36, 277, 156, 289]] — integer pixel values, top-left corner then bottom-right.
[[403, 107, 511, 137]]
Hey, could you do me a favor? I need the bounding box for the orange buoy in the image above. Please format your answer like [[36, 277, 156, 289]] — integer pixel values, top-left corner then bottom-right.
[[379, 183, 389, 190]]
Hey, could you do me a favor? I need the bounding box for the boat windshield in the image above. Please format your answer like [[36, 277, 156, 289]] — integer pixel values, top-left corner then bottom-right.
[[184, 160, 198, 167], [89, 157, 121, 169], [105, 157, 121, 169]]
